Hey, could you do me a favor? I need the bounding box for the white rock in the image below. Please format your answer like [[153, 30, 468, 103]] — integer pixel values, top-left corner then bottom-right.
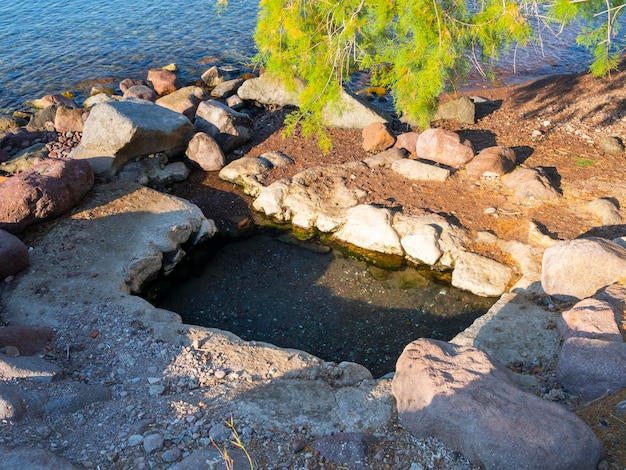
[[400, 225, 443, 265], [333, 205, 403, 256], [451, 251, 513, 297], [391, 158, 450, 182]]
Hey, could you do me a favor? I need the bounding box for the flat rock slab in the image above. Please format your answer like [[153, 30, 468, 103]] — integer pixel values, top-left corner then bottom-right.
[[231, 379, 393, 436], [451, 293, 561, 367], [0, 446, 77, 470], [393, 338, 603, 470]]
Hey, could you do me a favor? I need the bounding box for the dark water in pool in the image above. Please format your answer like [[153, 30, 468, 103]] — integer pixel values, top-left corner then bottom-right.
[[155, 234, 496, 377], [0, 1, 614, 110]]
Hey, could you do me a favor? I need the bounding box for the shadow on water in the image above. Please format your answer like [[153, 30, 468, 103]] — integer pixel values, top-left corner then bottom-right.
[[149, 232, 496, 377]]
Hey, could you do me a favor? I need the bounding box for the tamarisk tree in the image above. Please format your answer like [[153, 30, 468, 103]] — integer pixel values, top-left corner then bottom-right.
[[227, 0, 624, 147]]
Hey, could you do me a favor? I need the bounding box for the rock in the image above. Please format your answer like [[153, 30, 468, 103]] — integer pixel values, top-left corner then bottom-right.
[[156, 86, 209, 120], [0, 143, 49, 174], [598, 135, 624, 155], [210, 78, 245, 99], [393, 213, 468, 268], [70, 101, 194, 175], [30, 94, 78, 109], [128, 435, 143, 446], [465, 146, 516, 176], [123, 85, 157, 102], [393, 131, 420, 154], [501, 167, 560, 200], [219, 156, 272, 197], [451, 251, 513, 297], [310, 433, 378, 470], [452, 292, 561, 367], [201, 65, 239, 87], [259, 151, 294, 167], [43, 384, 112, 415], [194, 100, 253, 153], [587, 197, 622, 225], [0, 158, 94, 234], [185, 132, 225, 171], [391, 158, 451, 182], [161, 447, 182, 463], [557, 337, 626, 399], [143, 433, 165, 454], [415, 128, 474, 168], [362, 122, 395, 152], [0, 445, 78, 469], [399, 224, 442, 265], [28, 105, 59, 130], [0, 326, 54, 356], [0, 384, 27, 420], [557, 298, 623, 342], [147, 68, 181, 95], [230, 379, 393, 436], [148, 161, 189, 185], [332, 361, 374, 387], [393, 338, 603, 470], [169, 448, 251, 470], [595, 281, 626, 335], [54, 106, 84, 133], [83, 93, 121, 108], [0, 355, 61, 382], [542, 237, 626, 301], [226, 93, 244, 110], [0, 115, 27, 131], [208, 422, 232, 443], [119, 78, 146, 93], [237, 75, 390, 128], [237, 74, 302, 106], [333, 205, 403, 256], [433, 96, 475, 124], [363, 148, 406, 169], [322, 88, 391, 129], [0, 229, 29, 279]]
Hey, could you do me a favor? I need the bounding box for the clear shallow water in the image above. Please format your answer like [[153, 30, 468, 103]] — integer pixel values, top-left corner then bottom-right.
[[0, 0, 258, 109], [0, 1, 610, 109]]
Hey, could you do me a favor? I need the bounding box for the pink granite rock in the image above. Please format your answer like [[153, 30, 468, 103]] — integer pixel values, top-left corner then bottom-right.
[[147, 69, 181, 95], [466, 146, 516, 176], [415, 128, 474, 167], [0, 229, 29, 280], [393, 338, 602, 469], [0, 158, 94, 234], [54, 106, 84, 133], [558, 298, 623, 341]]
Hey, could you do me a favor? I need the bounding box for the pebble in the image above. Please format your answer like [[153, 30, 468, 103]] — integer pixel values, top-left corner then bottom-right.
[[128, 435, 144, 446], [161, 447, 182, 463], [209, 422, 231, 443], [483, 207, 497, 215], [214, 369, 226, 379], [143, 433, 164, 454]]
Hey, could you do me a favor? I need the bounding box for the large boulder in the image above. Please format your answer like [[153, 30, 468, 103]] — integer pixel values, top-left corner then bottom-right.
[[333, 205, 403, 256], [0, 158, 94, 234], [433, 96, 475, 125], [237, 75, 390, 129], [393, 338, 603, 470], [542, 237, 626, 301], [70, 101, 194, 175], [194, 100, 253, 153], [414, 128, 474, 168]]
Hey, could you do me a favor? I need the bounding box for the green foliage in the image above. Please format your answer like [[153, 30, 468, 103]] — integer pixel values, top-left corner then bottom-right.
[[575, 157, 596, 167], [234, 0, 624, 147], [549, 0, 625, 76]]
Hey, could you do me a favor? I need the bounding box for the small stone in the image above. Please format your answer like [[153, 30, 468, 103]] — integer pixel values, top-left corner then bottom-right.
[[483, 207, 497, 215], [149, 384, 165, 396], [143, 433, 164, 454], [128, 435, 144, 446], [209, 422, 231, 443], [214, 369, 226, 379], [161, 447, 182, 463]]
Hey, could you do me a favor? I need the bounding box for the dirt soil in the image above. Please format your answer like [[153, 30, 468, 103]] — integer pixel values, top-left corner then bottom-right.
[[169, 66, 626, 469]]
